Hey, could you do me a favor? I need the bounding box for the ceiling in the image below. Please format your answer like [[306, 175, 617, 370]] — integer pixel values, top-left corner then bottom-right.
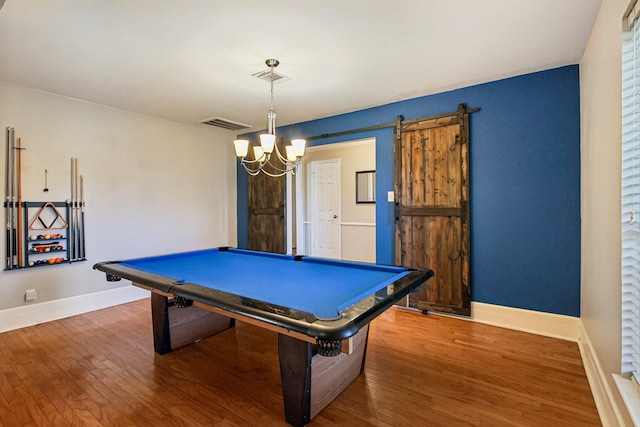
[[0, 1, 601, 132]]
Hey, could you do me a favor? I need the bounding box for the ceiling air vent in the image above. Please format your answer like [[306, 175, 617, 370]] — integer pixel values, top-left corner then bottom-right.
[[198, 117, 252, 131], [252, 68, 289, 83]]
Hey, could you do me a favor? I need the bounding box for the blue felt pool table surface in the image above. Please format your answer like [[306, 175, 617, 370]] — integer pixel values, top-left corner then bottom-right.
[[119, 247, 410, 320]]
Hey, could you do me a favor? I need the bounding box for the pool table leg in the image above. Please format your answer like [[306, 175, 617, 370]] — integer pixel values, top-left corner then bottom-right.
[[278, 334, 312, 426], [150, 292, 235, 354], [278, 325, 370, 427]]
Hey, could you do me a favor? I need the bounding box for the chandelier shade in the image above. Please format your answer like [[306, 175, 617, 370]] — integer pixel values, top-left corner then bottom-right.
[[234, 59, 306, 177]]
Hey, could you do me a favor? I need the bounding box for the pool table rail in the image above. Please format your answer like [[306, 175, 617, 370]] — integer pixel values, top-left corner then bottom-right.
[[93, 260, 432, 343], [93, 260, 179, 293]]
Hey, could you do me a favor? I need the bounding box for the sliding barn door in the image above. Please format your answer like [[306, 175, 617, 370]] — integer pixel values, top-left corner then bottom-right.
[[247, 141, 286, 254], [395, 104, 471, 316]]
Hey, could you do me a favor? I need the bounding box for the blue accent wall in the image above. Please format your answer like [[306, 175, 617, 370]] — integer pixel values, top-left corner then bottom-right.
[[237, 65, 581, 317]]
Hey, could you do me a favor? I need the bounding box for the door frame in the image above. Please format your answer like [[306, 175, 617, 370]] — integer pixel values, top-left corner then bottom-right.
[[289, 138, 376, 257]]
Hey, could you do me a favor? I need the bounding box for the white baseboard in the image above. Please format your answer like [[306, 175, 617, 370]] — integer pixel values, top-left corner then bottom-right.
[[579, 325, 629, 427], [0, 285, 149, 333], [467, 301, 581, 341], [613, 374, 640, 427]]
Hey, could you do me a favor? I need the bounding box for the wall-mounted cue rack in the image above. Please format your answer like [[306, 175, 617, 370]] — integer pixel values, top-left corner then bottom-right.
[[3, 201, 86, 269], [4, 127, 86, 270]]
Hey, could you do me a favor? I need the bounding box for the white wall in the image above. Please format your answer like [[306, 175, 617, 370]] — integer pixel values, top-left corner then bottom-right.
[[0, 82, 237, 311], [580, 0, 632, 424]]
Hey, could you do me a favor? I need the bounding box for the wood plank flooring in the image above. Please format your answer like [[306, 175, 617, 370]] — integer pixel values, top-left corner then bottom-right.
[[0, 299, 600, 426]]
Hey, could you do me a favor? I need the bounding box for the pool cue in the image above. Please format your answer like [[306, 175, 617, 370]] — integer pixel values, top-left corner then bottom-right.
[[67, 157, 73, 261], [10, 130, 17, 268], [9, 128, 16, 268], [16, 137, 22, 267], [5, 128, 12, 269], [79, 174, 85, 259], [74, 158, 80, 260], [69, 158, 75, 260], [5, 128, 10, 268]]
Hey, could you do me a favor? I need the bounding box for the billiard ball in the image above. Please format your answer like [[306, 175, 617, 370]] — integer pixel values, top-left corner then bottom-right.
[[29, 235, 37, 240], [29, 261, 34, 266]]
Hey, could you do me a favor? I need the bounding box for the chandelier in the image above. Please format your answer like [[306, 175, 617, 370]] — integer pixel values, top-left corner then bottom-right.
[[233, 59, 306, 177]]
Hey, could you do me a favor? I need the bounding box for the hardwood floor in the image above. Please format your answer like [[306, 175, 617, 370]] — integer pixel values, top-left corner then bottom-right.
[[0, 299, 600, 426]]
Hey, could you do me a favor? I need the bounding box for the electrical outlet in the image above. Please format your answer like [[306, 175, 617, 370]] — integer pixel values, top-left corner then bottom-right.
[[25, 289, 36, 302]]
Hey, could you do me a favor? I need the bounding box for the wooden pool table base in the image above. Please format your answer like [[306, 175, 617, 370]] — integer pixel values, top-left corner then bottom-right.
[[151, 291, 235, 354], [148, 290, 369, 427]]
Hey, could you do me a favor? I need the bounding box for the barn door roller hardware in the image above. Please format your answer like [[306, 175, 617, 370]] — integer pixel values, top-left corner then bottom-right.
[[303, 104, 479, 142]]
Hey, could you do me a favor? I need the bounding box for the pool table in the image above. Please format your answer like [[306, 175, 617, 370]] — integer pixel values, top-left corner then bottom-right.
[[94, 247, 433, 426]]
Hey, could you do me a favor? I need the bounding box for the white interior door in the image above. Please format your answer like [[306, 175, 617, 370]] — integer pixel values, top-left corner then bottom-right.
[[310, 159, 340, 259]]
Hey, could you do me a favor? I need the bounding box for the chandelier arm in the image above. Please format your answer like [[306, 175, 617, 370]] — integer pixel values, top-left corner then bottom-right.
[[272, 140, 291, 164], [240, 158, 300, 177], [263, 157, 301, 174], [260, 168, 289, 178], [239, 156, 298, 176], [242, 163, 286, 177], [260, 161, 300, 177], [240, 157, 266, 165], [241, 164, 262, 176]]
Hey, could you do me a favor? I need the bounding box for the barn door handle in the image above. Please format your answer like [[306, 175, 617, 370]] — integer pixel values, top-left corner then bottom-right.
[[279, 203, 284, 219]]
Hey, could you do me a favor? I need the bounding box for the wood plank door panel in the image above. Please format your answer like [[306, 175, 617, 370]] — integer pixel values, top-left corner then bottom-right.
[[395, 104, 471, 316], [400, 216, 465, 311], [247, 141, 286, 254]]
